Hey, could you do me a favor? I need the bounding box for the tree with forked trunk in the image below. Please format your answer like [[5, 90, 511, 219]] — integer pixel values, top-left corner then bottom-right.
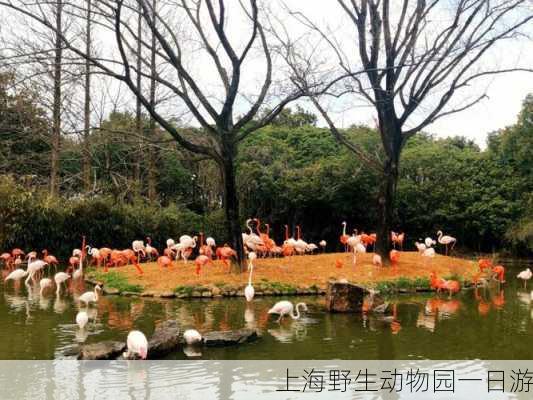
[[0, 0, 305, 269], [277, 0, 533, 260]]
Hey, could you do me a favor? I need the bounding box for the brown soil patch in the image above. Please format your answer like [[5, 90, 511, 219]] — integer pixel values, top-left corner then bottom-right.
[[104, 251, 478, 292]]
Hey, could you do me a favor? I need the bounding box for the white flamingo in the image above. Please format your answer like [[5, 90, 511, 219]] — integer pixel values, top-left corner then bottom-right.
[[124, 330, 148, 359], [517, 268, 533, 289], [76, 310, 89, 330], [206, 237, 216, 248], [352, 242, 366, 265], [132, 240, 146, 261], [73, 258, 83, 280], [437, 230, 457, 255], [372, 254, 382, 267], [54, 272, 71, 295], [422, 247, 436, 266], [415, 240, 427, 253], [39, 278, 53, 295], [268, 301, 308, 323], [4, 269, 28, 284], [245, 252, 256, 302], [72, 249, 82, 258], [25, 260, 48, 285], [319, 240, 327, 252], [425, 237, 436, 248], [78, 285, 102, 307], [183, 329, 203, 345], [294, 226, 308, 255]]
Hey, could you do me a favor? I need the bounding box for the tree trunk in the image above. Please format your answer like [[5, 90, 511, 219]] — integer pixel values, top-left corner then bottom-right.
[[134, 2, 142, 194], [221, 154, 245, 271], [82, 0, 92, 192], [374, 112, 402, 263], [50, 0, 63, 196], [375, 156, 399, 262], [147, 0, 157, 201]]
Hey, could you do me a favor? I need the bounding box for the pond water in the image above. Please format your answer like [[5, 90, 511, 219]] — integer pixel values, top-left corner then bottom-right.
[[0, 259, 532, 360]]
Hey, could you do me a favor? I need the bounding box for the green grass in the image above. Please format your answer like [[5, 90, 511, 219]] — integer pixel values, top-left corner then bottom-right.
[[89, 271, 143, 293], [259, 281, 298, 294], [374, 276, 431, 294]]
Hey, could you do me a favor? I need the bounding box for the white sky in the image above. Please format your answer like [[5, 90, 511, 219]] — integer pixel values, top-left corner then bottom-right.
[[280, 0, 533, 148], [1, 0, 531, 148]]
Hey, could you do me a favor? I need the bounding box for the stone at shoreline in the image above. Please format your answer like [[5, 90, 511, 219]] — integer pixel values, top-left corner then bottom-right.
[[122, 291, 139, 297], [141, 291, 156, 297], [79, 341, 126, 360], [203, 329, 258, 347], [103, 287, 120, 295], [326, 281, 369, 313], [159, 291, 176, 299], [148, 320, 181, 358]]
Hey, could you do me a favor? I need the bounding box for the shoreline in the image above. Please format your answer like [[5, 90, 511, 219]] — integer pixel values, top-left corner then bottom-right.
[[85, 251, 480, 299]]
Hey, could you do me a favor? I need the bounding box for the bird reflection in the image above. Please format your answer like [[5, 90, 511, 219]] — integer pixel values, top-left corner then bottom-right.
[[183, 345, 203, 358], [244, 306, 256, 329], [268, 321, 308, 343], [54, 293, 69, 313]]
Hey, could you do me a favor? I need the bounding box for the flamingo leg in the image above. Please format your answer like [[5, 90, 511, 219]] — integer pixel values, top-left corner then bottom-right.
[[133, 262, 143, 275]]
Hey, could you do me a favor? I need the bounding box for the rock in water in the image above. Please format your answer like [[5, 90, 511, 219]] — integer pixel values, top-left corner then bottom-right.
[[79, 341, 126, 360], [148, 320, 181, 358], [203, 329, 258, 347], [326, 281, 369, 313]]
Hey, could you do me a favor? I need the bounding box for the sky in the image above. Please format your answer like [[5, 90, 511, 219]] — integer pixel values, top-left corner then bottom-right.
[[1, 0, 531, 148], [280, 0, 533, 148]]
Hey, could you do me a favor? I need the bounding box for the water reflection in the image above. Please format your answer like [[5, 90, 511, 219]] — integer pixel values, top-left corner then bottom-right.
[[0, 260, 533, 360]]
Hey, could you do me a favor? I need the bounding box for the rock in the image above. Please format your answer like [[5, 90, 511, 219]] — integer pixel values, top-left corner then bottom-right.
[[79, 341, 126, 360], [192, 290, 202, 298], [57, 344, 81, 359], [122, 291, 139, 297], [203, 329, 258, 347], [160, 291, 176, 299], [211, 287, 221, 296], [326, 281, 370, 313], [141, 291, 156, 297], [103, 287, 120, 295], [148, 320, 181, 358], [201, 291, 212, 298]]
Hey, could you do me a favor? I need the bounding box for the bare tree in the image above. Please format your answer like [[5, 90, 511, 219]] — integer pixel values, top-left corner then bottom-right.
[[49, 0, 63, 196], [0, 0, 304, 267], [280, 0, 533, 259], [82, 0, 92, 191]]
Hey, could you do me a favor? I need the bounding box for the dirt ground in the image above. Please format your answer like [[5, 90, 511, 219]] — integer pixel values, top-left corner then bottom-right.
[[103, 251, 478, 292]]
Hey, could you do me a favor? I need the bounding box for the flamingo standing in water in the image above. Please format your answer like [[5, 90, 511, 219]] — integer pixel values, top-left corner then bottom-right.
[[437, 230, 456, 255], [517, 268, 533, 289], [41, 249, 59, 271], [4, 269, 28, 284], [79, 285, 102, 307], [124, 330, 148, 359], [245, 252, 256, 302], [54, 272, 71, 295], [268, 301, 308, 323], [39, 278, 53, 295]]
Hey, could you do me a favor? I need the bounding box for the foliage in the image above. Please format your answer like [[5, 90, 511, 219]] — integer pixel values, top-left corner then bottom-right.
[[88, 271, 143, 293]]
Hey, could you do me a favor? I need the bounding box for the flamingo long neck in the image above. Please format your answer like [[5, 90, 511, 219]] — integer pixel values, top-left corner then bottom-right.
[[291, 303, 303, 320], [342, 223, 346, 236], [284, 225, 289, 241], [256, 219, 262, 235], [200, 233, 204, 246], [94, 287, 99, 301], [296, 226, 301, 241], [247, 263, 254, 285], [246, 220, 253, 234], [43, 249, 48, 257], [266, 224, 270, 237]]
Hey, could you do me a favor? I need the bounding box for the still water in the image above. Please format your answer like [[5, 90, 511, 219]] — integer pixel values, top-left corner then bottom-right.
[[0, 260, 532, 360]]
